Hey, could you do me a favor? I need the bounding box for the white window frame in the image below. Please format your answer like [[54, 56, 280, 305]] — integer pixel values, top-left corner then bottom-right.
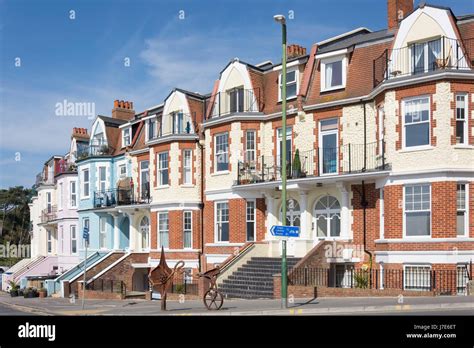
[[119, 164, 127, 178], [409, 37, 442, 75], [182, 149, 192, 185], [402, 96, 431, 150], [157, 152, 169, 186], [214, 201, 230, 243], [58, 183, 63, 210], [278, 68, 299, 101], [99, 217, 107, 249], [455, 93, 468, 146], [214, 133, 229, 173], [81, 168, 90, 199], [246, 199, 256, 242], [158, 212, 169, 249], [70, 180, 77, 208], [403, 265, 432, 291], [318, 119, 339, 175], [320, 55, 347, 92], [183, 210, 192, 249], [71, 225, 77, 255], [403, 184, 431, 238], [457, 183, 468, 237], [98, 166, 107, 192], [122, 127, 131, 147], [146, 118, 157, 141], [139, 216, 150, 251], [227, 86, 245, 113], [245, 130, 256, 165], [47, 229, 53, 254]]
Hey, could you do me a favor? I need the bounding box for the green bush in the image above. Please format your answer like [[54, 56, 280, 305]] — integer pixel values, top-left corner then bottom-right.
[[354, 271, 369, 289]]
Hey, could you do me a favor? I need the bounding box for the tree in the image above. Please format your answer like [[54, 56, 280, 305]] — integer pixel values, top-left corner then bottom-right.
[[0, 186, 34, 245]]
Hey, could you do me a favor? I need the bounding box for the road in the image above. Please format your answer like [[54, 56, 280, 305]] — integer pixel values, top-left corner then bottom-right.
[[0, 302, 36, 316]]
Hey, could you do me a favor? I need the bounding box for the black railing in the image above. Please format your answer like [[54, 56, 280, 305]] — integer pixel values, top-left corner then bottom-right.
[[86, 279, 126, 296], [169, 274, 199, 295], [93, 186, 150, 208], [237, 141, 386, 185], [208, 88, 261, 118], [149, 113, 198, 141], [374, 37, 473, 87], [40, 206, 57, 223], [289, 266, 471, 295]]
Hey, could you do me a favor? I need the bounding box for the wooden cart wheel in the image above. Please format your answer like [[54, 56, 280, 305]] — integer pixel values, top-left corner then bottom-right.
[[203, 289, 224, 310]]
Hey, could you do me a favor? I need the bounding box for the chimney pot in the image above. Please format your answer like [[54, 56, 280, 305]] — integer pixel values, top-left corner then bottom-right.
[[130, 102, 134, 110], [114, 100, 119, 108], [125, 101, 130, 109]]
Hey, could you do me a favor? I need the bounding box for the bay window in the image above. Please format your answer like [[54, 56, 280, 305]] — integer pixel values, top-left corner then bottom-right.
[[183, 211, 192, 248], [403, 97, 430, 148], [215, 133, 229, 172], [158, 152, 169, 186], [183, 150, 192, 184], [457, 184, 468, 236], [404, 184, 431, 237], [215, 202, 229, 242], [82, 168, 89, 198], [456, 94, 468, 145]]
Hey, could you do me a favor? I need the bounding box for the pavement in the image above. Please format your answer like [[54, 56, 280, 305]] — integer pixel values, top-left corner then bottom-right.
[[0, 292, 473, 316]]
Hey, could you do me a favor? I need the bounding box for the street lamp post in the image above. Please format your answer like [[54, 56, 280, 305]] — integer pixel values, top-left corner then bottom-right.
[[274, 14, 288, 309]]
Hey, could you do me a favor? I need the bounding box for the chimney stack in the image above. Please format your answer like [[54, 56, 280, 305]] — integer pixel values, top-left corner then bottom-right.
[[72, 127, 89, 139], [112, 99, 135, 121], [387, 0, 414, 31], [287, 44, 307, 59]]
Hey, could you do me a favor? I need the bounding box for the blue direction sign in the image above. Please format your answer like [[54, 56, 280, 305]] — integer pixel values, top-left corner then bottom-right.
[[82, 227, 90, 242], [270, 225, 300, 238]]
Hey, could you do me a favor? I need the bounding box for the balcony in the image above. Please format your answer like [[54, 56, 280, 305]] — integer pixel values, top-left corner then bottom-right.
[[76, 143, 115, 161], [93, 186, 151, 208], [149, 113, 197, 141], [373, 37, 473, 87], [35, 170, 54, 187], [237, 142, 387, 185], [41, 206, 57, 224], [56, 159, 77, 176], [209, 88, 261, 118]]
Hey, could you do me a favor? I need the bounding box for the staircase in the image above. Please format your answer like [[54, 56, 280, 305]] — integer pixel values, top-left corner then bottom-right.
[[220, 257, 301, 299]]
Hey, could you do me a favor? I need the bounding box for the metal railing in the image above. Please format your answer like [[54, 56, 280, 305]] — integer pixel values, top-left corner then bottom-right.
[[35, 170, 55, 186], [208, 88, 261, 118], [169, 273, 199, 295], [76, 143, 115, 160], [86, 279, 126, 296], [374, 36, 473, 87], [289, 266, 472, 295], [40, 206, 57, 223], [93, 186, 151, 208], [56, 159, 77, 175], [237, 142, 386, 185], [148, 113, 198, 141]]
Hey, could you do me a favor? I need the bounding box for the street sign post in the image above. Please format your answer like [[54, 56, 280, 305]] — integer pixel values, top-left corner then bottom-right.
[[270, 225, 300, 238], [81, 226, 89, 310]]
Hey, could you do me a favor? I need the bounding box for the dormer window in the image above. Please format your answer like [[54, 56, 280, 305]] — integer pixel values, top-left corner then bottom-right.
[[147, 118, 156, 141], [320, 55, 346, 92], [172, 112, 184, 134], [410, 38, 441, 75], [122, 127, 131, 147], [278, 70, 298, 101]]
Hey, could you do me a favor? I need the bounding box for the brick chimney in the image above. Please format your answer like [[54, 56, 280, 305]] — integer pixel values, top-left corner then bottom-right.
[[112, 99, 135, 121], [71, 127, 89, 139], [287, 44, 307, 59], [387, 0, 414, 31]]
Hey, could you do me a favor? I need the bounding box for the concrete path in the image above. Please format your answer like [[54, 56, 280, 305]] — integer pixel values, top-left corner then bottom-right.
[[0, 292, 472, 316]]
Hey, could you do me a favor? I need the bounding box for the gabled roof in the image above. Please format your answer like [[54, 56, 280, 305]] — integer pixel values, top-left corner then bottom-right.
[[97, 115, 128, 127]]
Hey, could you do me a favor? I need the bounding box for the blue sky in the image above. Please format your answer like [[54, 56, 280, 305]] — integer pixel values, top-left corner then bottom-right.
[[0, 0, 472, 188]]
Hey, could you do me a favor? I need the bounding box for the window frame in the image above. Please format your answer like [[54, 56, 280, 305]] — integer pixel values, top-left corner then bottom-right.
[[47, 229, 52, 254], [70, 225, 77, 255], [455, 93, 468, 146], [278, 68, 299, 101], [214, 132, 229, 173], [320, 55, 346, 92], [214, 201, 230, 243], [157, 152, 169, 186], [402, 96, 431, 150], [245, 130, 256, 165], [403, 184, 432, 238], [457, 183, 468, 237], [122, 127, 131, 147], [81, 168, 90, 199], [246, 199, 256, 242], [70, 180, 77, 208], [182, 149, 193, 185], [183, 210, 193, 249], [58, 182, 63, 210], [98, 166, 107, 192], [403, 265, 432, 291], [158, 212, 169, 249], [99, 217, 107, 249]]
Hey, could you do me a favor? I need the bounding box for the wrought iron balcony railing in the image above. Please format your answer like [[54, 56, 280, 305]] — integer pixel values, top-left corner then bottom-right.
[[148, 113, 197, 141], [208, 88, 261, 118], [40, 206, 57, 224], [237, 142, 387, 185], [373, 36, 473, 87], [76, 143, 115, 161], [93, 186, 151, 208]]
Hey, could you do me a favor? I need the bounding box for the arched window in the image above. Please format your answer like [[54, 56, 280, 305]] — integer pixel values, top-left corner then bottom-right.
[[140, 216, 150, 250], [314, 195, 341, 238], [279, 199, 301, 227]]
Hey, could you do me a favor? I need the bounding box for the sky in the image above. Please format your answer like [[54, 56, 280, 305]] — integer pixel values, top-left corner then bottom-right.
[[0, 0, 472, 188]]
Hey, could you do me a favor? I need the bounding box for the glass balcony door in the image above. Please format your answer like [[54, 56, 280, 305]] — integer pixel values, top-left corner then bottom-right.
[[319, 119, 338, 175], [411, 38, 441, 75]]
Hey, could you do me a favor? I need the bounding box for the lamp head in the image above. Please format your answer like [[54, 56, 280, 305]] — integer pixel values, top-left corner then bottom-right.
[[273, 14, 286, 24]]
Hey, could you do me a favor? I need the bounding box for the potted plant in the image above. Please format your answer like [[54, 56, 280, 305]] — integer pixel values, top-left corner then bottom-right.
[[23, 287, 38, 298], [8, 281, 19, 297], [292, 149, 302, 178], [38, 287, 47, 298]]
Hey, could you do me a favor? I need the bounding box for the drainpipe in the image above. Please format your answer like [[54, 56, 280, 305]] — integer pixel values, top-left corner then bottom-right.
[[363, 102, 367, 172], [198, 107, 205, 273]]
